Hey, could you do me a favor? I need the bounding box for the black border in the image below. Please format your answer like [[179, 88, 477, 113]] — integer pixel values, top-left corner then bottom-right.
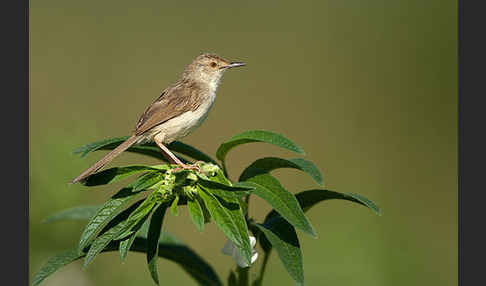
[[5, 0, 481, 284], [459, 0, 485, 285], [2, 0, 29, 284]]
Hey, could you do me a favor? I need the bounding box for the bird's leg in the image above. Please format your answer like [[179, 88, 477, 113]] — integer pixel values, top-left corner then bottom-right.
[[174, 160, 208, 173], [154, 136, 203, 173]]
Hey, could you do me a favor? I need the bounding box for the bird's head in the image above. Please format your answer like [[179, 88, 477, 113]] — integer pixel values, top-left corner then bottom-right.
[[183, 53, 245, 87]]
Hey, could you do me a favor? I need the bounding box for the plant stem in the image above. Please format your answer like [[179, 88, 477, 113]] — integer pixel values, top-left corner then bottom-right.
[[222, 161, 229, 178], [244, 194, 250, 220], [255, 249, 272, 286], [237, 266, 249, 286], [222, 159, 250, 286]]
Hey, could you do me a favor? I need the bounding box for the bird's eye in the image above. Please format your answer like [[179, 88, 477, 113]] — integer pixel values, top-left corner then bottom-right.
[[210, 62, 217, 68]]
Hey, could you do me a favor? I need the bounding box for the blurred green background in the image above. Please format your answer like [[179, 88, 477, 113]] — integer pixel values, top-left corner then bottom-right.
[[29, 0, 457, 285]]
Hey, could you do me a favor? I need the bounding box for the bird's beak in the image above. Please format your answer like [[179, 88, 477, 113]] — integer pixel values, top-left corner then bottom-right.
[[222, 62, 245, 69]]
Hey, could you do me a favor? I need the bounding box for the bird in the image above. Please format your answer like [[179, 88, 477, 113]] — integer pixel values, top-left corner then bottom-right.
[[71, 53, 245, 184]]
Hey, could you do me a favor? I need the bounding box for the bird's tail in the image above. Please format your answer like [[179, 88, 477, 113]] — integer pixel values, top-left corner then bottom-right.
[[71, 135, 140, 184]]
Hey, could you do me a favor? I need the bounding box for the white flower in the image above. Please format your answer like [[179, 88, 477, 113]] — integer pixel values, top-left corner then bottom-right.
[[221, 235, 259, 267]]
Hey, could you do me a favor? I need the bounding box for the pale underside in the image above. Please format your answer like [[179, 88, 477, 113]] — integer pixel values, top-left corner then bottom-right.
[[133, 77, 220, 144]]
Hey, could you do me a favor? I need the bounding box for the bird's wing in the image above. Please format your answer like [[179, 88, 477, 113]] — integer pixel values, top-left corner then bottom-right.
[[134, 81, 204, 136]]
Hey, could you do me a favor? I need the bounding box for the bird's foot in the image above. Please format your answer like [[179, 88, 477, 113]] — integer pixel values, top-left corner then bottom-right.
[[172, 161, 206, 174]]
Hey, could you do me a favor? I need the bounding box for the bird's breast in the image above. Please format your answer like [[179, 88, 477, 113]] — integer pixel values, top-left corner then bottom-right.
[[153, 88, 217, 143]]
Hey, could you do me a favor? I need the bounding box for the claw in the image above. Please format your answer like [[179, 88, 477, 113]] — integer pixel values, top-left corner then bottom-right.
[[172, 162, 206, 175]]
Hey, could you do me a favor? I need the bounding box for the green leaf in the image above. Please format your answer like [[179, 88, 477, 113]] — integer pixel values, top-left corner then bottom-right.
[[299, 189, 381, 215], [170, 195, 180, 216], [115, 193, 159, 240], [73, 136, 131, 157], [119, 211, 152, 261], [119, 232, 138, 262], [199, 197, 212, 224], [212, 168, 233, 185], [198, 178, 253, 200], [256, 218, 304, 286], [132, 172, 164, 192], [168, 141, 219, 165], [73, 136, 171, 162], [32, 237, 222, 286], [216, 130, 305, 164], [261, 190, 381, 248], [136, 220, 180, 244], [78, 187, 143, 251], [32, 248, 84, 286], [187, 197, 205, 232], [84, 202, 145, 267], [258, 189, 381, 284], [265, 189, 381, 222], [96, 200, 144, 235], [240, 174, 316, 237], [239, 157, 323, 186], [77, 172, 162, 250], [147, 203, 169, 285], [81, 166, 161, 186], [198, 186, 252, 266], [73, 136, 215, 164], [43, 205, 101, 223]]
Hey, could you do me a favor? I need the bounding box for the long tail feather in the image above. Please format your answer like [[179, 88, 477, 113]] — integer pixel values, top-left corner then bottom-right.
[[71, 135, 140, 184]]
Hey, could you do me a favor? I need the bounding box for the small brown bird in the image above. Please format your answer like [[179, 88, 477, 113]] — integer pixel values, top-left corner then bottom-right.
[[71, 53, 245, 184]]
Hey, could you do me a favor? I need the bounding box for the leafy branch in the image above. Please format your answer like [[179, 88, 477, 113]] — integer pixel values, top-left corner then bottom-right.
[[33, 129, 381, 286]]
